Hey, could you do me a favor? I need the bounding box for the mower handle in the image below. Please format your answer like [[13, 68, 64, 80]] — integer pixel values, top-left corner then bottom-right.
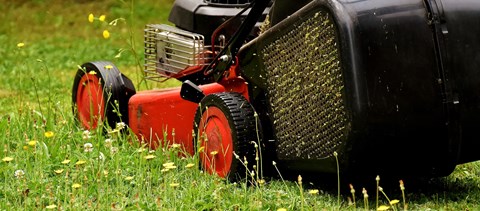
[[204, 0, 270, 82]]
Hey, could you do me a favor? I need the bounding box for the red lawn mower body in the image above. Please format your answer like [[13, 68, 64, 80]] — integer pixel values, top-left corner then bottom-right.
[[128, 78, 250, 153]]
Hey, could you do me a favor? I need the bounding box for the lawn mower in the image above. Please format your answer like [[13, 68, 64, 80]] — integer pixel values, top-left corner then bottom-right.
[[73, 0, 480, 181]]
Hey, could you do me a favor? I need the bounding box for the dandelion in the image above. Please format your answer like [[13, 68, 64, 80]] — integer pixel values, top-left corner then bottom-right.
[[84, 143, 93, 153], [161, 168, 170, 173], [308, 189, 319, 195], [46, 204, 57, 209], [17, 42, 25, 48], [54, 169, 64, 174], [14, 170, 25, 179], [350, 184, 356, 207], [171, 143, 181, 148], [104, 138, 113, 148], [75, 160, 86, 166], [105, 65, 113, 70], [169, 183, 180, 187], [28, 140, 37, 146], [163, 162, 175, 167], [277, 208, 287, 211], [23, 146, 29, 150], [72, 183, 82, 189], [102, 30, 110, 39], [377, 205, 390, 211], [165, 165, 177, 169], [185, 163, 195, 168], [61, 159, 71, 164], [144, 154, 156, 160], [125, 176, 134, 181], [399, 180, 407, 210], [363, 187, 369, 210], [390, 199, 400, 205], [88, 13, 94, 23], [2, 156, 13, 162], [88, 71, 96, 75], [99, 15, 106, 22], [44, 131, 54, 138], [110, 147, 118, 155]]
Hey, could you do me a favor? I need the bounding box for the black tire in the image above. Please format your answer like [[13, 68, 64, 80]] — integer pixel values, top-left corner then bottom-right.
[[72, 61, 135, 130], [193, 92, 260, 182]]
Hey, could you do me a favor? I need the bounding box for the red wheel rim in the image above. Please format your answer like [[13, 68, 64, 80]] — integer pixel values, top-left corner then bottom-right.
[[198, 107, 233, 178], [75, 73, 105, 130]]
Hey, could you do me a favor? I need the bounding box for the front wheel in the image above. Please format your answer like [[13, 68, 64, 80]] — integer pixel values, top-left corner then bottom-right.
[[193, 92, 259, 181]]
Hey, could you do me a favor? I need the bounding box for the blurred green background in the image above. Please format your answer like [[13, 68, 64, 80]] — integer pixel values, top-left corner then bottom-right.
[[0, 0, 174, 114]]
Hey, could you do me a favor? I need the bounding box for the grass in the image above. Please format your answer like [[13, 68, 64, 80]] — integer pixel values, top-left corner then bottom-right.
[[1, 0, 480, 210]]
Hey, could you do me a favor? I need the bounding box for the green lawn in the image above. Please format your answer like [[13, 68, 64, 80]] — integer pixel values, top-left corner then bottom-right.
[[1, 0, 480, 210]]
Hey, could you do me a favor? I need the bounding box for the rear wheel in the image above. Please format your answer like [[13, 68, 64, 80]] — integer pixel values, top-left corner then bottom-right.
[[72, 61, 135, 130], [193, 92, 258, 181]]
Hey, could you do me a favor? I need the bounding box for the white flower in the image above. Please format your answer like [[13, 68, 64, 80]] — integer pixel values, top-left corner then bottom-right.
[[104, 138, 113, 148], [84, 143, 93, 152], [14, 170, 25, 179], [98, 152, 105, 161], [82, 130, 92, 140], [115, 122, 126, 130], [110, 147, 118, 155]]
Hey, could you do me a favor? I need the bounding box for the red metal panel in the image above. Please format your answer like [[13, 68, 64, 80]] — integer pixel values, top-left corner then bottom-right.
[[128, 79, 249, 155]]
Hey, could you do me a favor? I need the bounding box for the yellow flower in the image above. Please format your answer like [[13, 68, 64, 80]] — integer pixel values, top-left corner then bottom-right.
[[102, 30, 110, 39], [198, 146, 205, 153], [46, 204, 57, 209], [169, 183, 180, 187], [144, 154, 156, 160], [210, 151, 218, 156], [277, 209, 287, 211], [161, 168, 170, 172], [17, 42, 25, 48], [2, 157, 13, 162], [61, 159, 71, 164], [75, 160, 86, 165], [389, 199, 400, 205], [308, 189, 319, 195], [99, 15, 106, 22], [377, 205, 390, 211], [54, 169, 64, 174], [88, 13, 94, 23], [44, 131, 54, 138], [72, 183, 82, 189], [171, 143, 181, 148], [23, 146, 29, 150], [185, 163, 195, 168], [163, 162, 175, 167], [125, 176, 134, 181], [165, 165, 177, 169], [104, 65, 113, 70], [28, 140, 37, 146], [88, 71, 96, 75]]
